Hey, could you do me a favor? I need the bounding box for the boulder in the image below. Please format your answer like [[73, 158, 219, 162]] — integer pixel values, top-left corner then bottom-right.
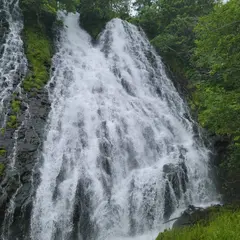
[[173, 204, 222, 228]]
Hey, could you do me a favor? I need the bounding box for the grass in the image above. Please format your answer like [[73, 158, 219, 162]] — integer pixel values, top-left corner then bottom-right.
[[156, 209, 240, 240]]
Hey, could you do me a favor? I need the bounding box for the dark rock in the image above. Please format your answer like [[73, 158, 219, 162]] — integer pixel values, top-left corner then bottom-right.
[[163, 162, 188, 199], [163, 162, 189, 220], [212, 135, 230, 167], [71, 179, 96, 240], [164, 181, 175, 220], [0, 87, 51, 238]]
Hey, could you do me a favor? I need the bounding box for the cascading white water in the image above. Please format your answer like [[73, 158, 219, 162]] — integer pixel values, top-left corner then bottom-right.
[[0, 0, 27, 125], [31, 13, 217, 240]]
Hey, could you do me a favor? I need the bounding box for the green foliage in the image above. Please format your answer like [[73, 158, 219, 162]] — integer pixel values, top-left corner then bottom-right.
[[7, 115, 18, 129], [192, 83, 240, 136], [0, 163, 5, 176], [58, 0, 80, 12], [132, 5, 161, 39], [194, 0, 240, 90], [79, 0, 131, 38], [156, 209, 240, 240], [132, 0, 152, 12], [11, 99, 21, 113], [20, 0, 80, 36], [20, 0, 80, 19], [192, 0, 240, 201], [133, 0, 216, 83], [20, 1, 60, 92], [20, 0, 57, 31], [20, 0, 81, 92]]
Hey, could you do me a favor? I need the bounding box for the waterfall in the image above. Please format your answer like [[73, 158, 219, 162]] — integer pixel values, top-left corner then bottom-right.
[[30, 13, 217, 240], [0, 0, 26, 125]]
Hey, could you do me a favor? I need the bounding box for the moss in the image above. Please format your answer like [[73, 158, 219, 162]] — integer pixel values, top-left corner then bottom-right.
[[0, 128, 5, 135], [0, 163, 5, 176], [0, 149, 6, 157], [22, 26, 53, 92], [156, 207, 240, 240], [7, 115, 18, 128], [11, 99, 21, 113]]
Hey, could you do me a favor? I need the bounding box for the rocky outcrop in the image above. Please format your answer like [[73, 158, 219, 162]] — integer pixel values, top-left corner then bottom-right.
[[172, 204, 222, 229], [0, 88, 51, 238], [0, 0, 57, 237], [163, 162, 189, 220], [0, 1, 9, 52]]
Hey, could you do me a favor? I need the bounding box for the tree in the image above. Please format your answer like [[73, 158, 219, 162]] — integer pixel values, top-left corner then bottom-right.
[[131, 0, 215, 84], [194, 0, 240, 90], [132, 0, 152, 12], [79, 0, 131, 38]]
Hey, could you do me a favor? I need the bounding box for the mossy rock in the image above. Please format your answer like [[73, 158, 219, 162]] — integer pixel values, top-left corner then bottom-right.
[[0, 149, 6, 157], [22, 26, 53, 92], [7, 115, 18, 128], [0, 163, 5, 176], [11, 99, 21, 113], [0, 128, 5, 135]]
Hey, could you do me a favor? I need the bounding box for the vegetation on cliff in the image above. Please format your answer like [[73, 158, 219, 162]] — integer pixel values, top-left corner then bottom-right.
[[193, 1, 240, 201], [20, 0, 80, 92], [22, 26, 52, 91]]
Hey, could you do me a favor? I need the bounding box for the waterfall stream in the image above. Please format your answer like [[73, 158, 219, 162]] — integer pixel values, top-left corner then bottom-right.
[[0, 0, 26, 125], [0, 1, 28, 239], [30, 13, 218, 240]]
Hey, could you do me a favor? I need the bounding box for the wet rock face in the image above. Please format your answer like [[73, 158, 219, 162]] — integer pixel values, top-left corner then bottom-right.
[[71, 179, 95, 240], [0, 89, 51, 239], [173, 205, 202, 228], [0, 1, 9, 49], [163, 162, 189, 220]]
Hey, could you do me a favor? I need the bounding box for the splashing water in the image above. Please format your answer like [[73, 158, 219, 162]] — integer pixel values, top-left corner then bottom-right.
[[31, 13, 217, 240]]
